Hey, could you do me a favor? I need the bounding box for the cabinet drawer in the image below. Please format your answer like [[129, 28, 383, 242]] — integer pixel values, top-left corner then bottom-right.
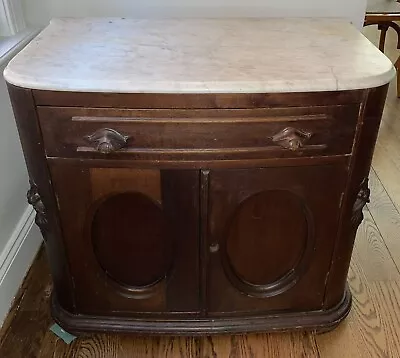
[[37, 105, 360, 160]]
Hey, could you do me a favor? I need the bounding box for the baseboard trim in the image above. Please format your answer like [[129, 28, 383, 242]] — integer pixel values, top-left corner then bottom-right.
[[0, 206, 43, 327]]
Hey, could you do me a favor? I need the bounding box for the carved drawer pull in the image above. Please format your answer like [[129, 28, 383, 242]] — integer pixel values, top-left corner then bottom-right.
[[272, 127, 313, 151], [85, 128, 129, 154]]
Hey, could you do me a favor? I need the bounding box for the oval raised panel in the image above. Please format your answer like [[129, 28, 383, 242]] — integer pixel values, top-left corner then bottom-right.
[[224, 190, 311, 295], [91, 192, 172, 288]]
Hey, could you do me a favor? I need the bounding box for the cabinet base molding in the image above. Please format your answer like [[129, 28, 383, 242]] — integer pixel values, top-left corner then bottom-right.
[[51, 287, 351, 336]]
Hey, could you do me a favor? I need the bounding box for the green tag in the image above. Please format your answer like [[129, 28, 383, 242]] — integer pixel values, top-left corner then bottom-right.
[[50, 323, 77, 344]]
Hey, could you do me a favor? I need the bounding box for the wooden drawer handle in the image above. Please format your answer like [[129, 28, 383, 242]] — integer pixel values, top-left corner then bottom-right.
[[272, 127, 313, 151], [84, 128, 129, 154]]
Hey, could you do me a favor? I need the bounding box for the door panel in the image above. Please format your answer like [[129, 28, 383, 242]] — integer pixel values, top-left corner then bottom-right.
[[91, 192, 173, 288], [50, 163, 200, 315], [206, 163, 347, 314], [225, 190, 310, 287]]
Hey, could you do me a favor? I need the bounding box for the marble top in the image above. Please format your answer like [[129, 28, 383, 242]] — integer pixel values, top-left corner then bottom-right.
[[3, 18, 396, 93]]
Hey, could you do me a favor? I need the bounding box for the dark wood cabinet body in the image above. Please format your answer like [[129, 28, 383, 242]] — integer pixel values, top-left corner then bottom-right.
[[7, 84, 388, 334]]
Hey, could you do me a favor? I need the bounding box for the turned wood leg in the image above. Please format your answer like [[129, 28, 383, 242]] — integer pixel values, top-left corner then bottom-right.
[[378, 24, 389, 52], [395, 56, 400, 98]]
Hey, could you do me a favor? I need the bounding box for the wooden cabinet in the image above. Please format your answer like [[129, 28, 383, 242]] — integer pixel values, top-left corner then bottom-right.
[[8, 85, 388, 335], [5, 16, 394, 336]]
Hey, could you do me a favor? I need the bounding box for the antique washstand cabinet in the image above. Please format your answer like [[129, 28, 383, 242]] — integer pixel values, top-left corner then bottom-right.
[[3, 18, 395, 334]]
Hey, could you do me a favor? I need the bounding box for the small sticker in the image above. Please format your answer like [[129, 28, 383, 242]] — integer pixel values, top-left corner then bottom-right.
[[50, 323, 77, 344]]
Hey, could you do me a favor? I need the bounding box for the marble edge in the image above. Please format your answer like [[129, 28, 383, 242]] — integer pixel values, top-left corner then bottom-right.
[[3, 65, 396, 94], [3, 16, 396, 94]]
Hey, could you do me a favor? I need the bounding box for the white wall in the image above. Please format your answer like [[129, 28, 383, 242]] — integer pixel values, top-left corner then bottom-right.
[[0, 35, 43, 327], [0, 60, 28, 256], [23, 0, 367, 29]]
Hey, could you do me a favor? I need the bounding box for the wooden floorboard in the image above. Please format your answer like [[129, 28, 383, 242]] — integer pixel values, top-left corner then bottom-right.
[[0, 249, 53, 358], [316, 258, 378, 358], [353, 208, 400, 282], [1, 26, 400, 358], [201, 333, 320, 358], [367, 169, 400, 272]]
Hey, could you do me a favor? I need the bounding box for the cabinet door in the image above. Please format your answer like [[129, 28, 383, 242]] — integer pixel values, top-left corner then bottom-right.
[[50, 163, 199, 315], [206, 164, 347, 314]]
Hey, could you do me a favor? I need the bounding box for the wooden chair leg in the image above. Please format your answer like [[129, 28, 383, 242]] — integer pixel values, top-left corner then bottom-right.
[[378, 24, 389, 52], [395, 56, 400, 98]]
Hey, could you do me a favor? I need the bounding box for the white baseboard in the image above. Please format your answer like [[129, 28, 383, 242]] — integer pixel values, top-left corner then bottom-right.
[[0, 206, 43, 328]]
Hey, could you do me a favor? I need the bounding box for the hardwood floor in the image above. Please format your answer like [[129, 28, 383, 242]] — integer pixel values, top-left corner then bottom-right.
[[1, 26, 400, 358]]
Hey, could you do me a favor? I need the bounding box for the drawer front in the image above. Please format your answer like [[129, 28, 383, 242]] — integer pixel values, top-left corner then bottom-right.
[[37, 105, 360, 161]]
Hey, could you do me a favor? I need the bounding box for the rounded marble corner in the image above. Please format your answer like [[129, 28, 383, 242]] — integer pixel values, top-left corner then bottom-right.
[[338, 64, 397, 92], [3, 66, 14, 85]]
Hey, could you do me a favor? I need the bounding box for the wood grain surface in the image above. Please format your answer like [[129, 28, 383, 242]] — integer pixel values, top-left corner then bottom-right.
[[1, 25, 400, 358]]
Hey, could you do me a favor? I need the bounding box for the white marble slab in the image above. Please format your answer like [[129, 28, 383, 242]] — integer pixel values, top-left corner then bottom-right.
[[3, 18, 396, 93]]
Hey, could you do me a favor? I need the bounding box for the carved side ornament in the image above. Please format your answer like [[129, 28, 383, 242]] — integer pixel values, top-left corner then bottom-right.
[[351, 178, 370, 227], [27, 181, 48, 230]]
